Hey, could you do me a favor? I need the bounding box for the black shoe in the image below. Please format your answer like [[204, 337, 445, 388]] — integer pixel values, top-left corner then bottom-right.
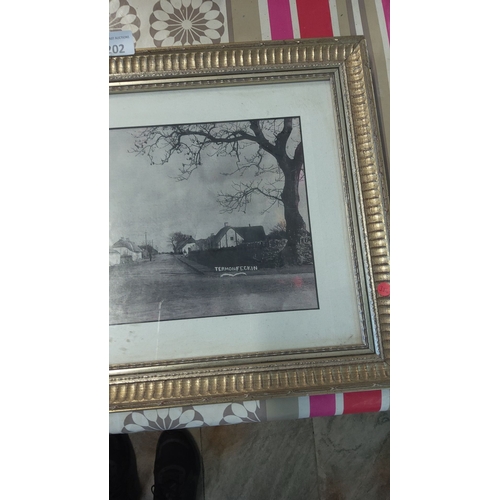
[[151, 430, 201, 500], [109, 434, 141, 500]]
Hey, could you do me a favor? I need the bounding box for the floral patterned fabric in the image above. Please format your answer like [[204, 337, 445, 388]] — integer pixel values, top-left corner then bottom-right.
[[116, 400, 266, 433], [149, 0, 226, 46], [110, 0, 229, 49]]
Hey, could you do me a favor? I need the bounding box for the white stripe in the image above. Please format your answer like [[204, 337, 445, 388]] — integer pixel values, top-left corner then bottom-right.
[[328, 0, 341, 36], [109, 413, 126, 434], [374, 0, 390, 84], [298, 396, 310, 418], [335, 393, 344, 415], [380, 388, 390, 411], [351, 0, 364, 35], [289, 0, 301, 39], [257, 0, 272, 40]]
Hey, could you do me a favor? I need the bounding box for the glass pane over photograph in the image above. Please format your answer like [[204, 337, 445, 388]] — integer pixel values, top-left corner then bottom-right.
[[110, 116, 320, 325]]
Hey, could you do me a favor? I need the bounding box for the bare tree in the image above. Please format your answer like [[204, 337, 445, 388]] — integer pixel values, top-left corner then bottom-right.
[[132, 118, 308, 265]]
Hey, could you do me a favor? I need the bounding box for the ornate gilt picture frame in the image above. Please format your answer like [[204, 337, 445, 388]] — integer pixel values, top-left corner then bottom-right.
[[109, 37, 389, 413]]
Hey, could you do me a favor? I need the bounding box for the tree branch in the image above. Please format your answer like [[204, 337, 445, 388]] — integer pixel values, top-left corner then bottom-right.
[[217, 180, 283, 214]]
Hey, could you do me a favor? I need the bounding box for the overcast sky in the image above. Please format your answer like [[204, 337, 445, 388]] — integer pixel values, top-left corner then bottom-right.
[[109, 120, 311, 252]]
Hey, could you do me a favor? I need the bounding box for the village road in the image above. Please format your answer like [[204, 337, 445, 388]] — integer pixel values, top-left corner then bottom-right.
[[109, 254, 319, 325]]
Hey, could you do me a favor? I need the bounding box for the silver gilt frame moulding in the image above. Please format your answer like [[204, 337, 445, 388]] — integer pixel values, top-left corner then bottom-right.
[[109, 37, 389, 412]]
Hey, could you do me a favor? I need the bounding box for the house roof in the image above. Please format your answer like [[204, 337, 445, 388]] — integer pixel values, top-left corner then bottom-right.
[[212, 226, 230, 243], [212, 225, 266, 243], [233, 226, 266, 242], [178, 237, 197, 250], [112, 238, 143, 253]]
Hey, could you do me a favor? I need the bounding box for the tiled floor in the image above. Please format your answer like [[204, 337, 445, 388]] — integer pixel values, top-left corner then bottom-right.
[[129, 411, 390, 500]]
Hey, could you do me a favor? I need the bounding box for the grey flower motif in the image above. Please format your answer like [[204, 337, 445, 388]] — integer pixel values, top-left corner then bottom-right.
[[219, 401, 263, 426], [150, 0, 226, 47], [109, 0, 141, 38], [121, 407, 206, 433]]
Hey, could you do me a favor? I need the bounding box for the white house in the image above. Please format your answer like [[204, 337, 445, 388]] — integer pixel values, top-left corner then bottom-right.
[[112, 238, 143, 262], [178, 237, 199, 256], [109, 248, 121, 266], [210, 223, 266, 249]]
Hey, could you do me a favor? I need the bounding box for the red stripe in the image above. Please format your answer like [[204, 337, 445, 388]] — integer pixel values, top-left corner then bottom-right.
[[309, 394, 336, 417], [343, 390, 382, 414], [296, 0, 333, 38]]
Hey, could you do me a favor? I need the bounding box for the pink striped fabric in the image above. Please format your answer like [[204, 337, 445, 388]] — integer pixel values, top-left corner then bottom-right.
[[310, 390, 385, 417], [309, 394, 336, 417], [268, 0, 294, 40], [382, 0, 390, 41]]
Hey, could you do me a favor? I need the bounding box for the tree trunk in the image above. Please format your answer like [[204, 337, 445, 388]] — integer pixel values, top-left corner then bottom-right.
[[279, 159, 307, 266]]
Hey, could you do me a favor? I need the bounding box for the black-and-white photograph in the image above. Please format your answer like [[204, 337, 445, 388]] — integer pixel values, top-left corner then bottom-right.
[[109, 117, 320, 325]]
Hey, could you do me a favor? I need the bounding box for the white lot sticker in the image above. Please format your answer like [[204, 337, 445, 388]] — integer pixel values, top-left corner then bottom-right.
[[109, 31, 134, 56]]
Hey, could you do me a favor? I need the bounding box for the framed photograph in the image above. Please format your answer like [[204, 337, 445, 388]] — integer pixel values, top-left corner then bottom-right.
[[109, 37, 389, 412]]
